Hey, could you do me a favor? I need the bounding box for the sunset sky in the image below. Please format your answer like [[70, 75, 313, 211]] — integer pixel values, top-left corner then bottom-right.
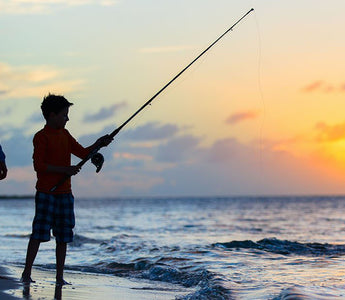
[[2, 0, 345, 197]]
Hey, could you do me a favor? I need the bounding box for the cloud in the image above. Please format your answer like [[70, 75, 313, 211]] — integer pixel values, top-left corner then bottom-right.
[[315, 121, 345, 142], [113, 152, 152, 162], [206, 138, 249, 163], [27, 112, 44, 123], [0, 0, 119, 14], [73, 170, 164, 197], [302, 80, 324, 92], [83, 102, 127, 123], [148, 135, 340, 197], [123, 122, 179, 141], [138, 46, 195, 54], [0, 129, 33, 167], [0, 106, 14, 117], [226, 110, 259, 125], [7, 166, 35, 182], [111, 152, 153, 168], [3, 118, 345, 197], [301, 80, 341, 93], [0, 62, 84, 100], [0, 166, 36, 195], [155, 135, 201, 163]]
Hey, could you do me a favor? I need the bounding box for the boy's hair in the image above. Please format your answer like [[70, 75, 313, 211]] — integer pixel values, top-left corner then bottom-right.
[[41, 94, 73, 120]]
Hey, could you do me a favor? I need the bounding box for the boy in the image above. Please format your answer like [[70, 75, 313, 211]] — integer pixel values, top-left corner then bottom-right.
[[0, 144, 7, 180], [21, 94, 112, 285]]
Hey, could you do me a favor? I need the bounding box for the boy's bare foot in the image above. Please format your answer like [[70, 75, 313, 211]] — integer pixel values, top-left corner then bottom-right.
[[20, 273, 36, 283], [56, 278, 71, 286]]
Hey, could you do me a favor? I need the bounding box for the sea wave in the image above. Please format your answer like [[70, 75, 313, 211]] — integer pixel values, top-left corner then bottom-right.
[[213, 237, 345, 256], [61, 256, 232, 300], [69, 234, 102, 247], [3, 232, 101, 248], [273, 286, 343, 299]]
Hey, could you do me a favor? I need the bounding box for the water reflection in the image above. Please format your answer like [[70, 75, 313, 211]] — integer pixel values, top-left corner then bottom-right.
[[22, 282, 63, 300]]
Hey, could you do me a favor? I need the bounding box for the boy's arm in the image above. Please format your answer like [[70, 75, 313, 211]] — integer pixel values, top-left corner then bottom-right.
[[70, 133, 113, 160], [50, 134, 113, 192], [88, 135, 113, 152], [0, 145, 7, 180]]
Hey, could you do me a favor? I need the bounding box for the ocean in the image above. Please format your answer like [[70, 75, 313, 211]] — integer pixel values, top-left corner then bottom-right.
[[1, 195, 345, 299]]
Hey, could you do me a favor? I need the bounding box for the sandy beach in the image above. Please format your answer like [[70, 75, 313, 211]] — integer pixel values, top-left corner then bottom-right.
[[0, 265, 193, 300]]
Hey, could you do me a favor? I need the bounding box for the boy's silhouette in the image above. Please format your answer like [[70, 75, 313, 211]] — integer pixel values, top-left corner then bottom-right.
[[22, 94, 112, 285]]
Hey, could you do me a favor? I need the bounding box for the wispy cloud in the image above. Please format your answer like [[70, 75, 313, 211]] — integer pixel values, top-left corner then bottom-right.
[[113, 152, 153, 162], [138, 46, 195, 54], [302, 80, 324, 92], [0, 61, 84, 100], [83, 102, 127, 123], [0, 0, 119, 14], [7, 166, 35, 182], [301, 80, 344, 93], [226, 110, 259, 125]]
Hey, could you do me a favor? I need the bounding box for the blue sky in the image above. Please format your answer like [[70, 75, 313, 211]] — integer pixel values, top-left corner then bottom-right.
[[2, 0, 345, 197]]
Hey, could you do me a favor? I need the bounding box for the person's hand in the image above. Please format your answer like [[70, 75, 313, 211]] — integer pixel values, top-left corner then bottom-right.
[[64, 165, 81, 176], [0, 161, 7, 180], [96, 134, 113, 148]]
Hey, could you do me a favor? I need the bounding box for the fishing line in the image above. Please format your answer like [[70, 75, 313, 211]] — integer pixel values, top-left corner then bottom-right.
[[50, 8, 255, 192], [253, 8, 266, 190], [144, 46, 211, 108], [166, 49, 211, 95], [122, 51, 208, 132]]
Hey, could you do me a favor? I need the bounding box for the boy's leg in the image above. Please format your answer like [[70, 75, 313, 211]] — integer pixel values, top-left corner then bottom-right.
[[54, 193, 74, 284], [22, 238, 41, 281], [23, 192, 53, 282], [56, 242, 67, 283]]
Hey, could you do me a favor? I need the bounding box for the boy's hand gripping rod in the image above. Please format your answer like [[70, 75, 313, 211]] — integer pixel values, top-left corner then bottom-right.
[[50, 8, 254, 192]]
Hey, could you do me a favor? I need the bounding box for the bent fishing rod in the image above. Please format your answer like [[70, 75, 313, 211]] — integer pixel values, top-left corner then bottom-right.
[[50, 8, 254, 192]]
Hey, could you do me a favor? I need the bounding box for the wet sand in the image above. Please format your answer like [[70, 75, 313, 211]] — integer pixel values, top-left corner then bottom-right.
[[1, 265, 193, 300], [0, 267, 20, 299]]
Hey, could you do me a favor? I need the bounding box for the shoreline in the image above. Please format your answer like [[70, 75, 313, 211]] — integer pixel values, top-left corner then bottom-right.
[[1, 265, 193, 300]]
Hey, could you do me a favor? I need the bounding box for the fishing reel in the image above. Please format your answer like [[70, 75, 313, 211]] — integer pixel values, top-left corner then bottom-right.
[[91, 152, 104, 173]]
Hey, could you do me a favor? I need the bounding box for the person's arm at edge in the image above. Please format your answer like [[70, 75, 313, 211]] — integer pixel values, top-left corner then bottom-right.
[[0, 145, 7, 180]]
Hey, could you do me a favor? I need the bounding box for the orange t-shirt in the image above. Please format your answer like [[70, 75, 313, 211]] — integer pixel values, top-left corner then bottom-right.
[[33, 125, 90, 194]]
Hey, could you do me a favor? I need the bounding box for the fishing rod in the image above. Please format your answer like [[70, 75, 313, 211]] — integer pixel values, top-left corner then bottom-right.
[[50, 8, 254, 192]]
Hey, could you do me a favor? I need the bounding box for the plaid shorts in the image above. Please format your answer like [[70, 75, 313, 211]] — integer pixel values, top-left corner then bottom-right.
[[31, 192, 75, 243]]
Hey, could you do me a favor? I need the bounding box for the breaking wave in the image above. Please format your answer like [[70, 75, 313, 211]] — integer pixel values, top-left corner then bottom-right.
[[62, 255, 233, 300]]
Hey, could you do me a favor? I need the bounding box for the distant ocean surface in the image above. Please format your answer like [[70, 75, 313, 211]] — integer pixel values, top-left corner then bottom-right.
[[2, 196, 345, 299]]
